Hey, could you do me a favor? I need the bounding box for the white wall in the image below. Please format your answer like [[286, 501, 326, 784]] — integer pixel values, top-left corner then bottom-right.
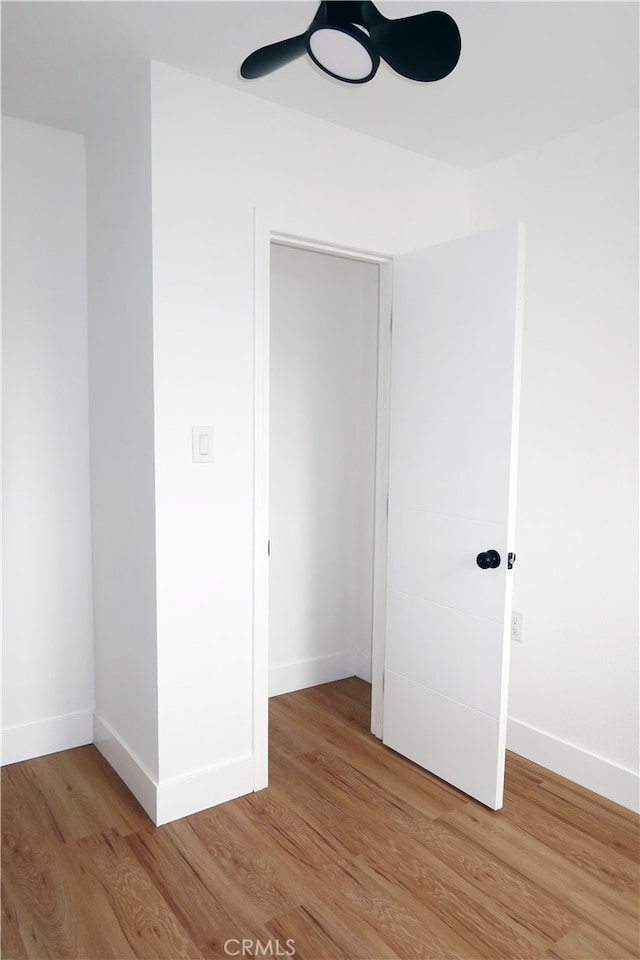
[[148, 62, 469, 820], [2, 116, 94, 763], [269, 245, 379, 695], [85, 68, 160, 807], [471, 110, 639, 810], [4, 64, 636, 816]]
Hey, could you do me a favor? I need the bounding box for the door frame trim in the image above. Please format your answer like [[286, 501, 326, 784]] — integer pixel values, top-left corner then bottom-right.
[[252, 209, 392, 788]]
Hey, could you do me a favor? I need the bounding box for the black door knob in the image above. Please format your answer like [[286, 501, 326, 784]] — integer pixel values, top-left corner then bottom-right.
[[476, 549, 501, 569]]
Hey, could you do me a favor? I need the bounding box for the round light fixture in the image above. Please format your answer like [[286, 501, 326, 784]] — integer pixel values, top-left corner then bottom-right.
[[306, 24, 380, 83]]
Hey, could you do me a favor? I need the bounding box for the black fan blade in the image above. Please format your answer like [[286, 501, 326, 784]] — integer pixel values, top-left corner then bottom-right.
[[241, 33, 307, 79], [362, 6, 461, 82]]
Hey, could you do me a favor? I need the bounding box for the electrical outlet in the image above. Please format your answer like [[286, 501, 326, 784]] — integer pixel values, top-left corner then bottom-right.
[[511, 610, 523, 643]]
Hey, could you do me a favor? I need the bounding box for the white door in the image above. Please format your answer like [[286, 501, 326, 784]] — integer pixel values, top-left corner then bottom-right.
[[383, 223, 524, 810]]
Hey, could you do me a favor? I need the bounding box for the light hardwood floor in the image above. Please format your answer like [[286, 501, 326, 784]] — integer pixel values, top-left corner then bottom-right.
[[2, 678, 639, 959]]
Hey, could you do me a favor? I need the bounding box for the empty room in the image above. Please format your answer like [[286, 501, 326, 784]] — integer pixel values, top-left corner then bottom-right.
[[2, 2, 638, 958]]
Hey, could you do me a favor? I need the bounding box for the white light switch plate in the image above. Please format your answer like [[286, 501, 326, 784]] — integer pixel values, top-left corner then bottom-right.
[[192, 426, 214, 463]]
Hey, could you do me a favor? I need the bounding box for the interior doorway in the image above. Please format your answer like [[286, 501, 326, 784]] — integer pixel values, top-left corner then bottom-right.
[[255, 222, 523, 808], [268, 242, 381, 705]]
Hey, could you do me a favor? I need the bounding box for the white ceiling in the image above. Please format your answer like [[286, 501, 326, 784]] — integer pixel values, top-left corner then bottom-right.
[[2, 0, 638, 169]]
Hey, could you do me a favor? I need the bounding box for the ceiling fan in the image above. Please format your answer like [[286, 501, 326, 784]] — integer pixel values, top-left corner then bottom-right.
[[240, 1, 461, 85]]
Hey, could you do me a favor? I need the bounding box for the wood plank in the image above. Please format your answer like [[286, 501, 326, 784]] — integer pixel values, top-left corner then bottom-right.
[[1, 880, 29, 960], [4, 747, 149, 845], [274, 750, 567, 959], [183, 804, 311, 926], [443, 802, 639, 954], [193, 791, 403, 960], [272, 692, 466, 818], [243, 788, 476, 959], [516, 770, 639, 862], [268, 696, 329, 758], [125, 824, 267, 959], [275, 745, 579, 949], [376, 812, 579, 946], [1, 765, 86, 958], [264, 904, 359, 960], [65, 828, 203, 959], [1, 808, 99, 959], [265, 901, 399, 960], [299, 679, 372, 729], [292, 747, 445, 840], [2, 764, 66, 849], [267, 749, 383, 859], [2, 679, 638, 960], [355, 845, 546, 960], [543, 921, 640, 960], [330, 676, 373, 705], [500, 788, 639, 892], [503, 750, 546, 796]]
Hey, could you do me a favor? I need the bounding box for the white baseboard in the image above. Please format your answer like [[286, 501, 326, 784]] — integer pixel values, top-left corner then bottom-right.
[[356, 650, 372, 683], [507, 717, 640, 814], [94, 713, 256, 826], [269, 651, 357, 697], [156, 755, 254, 826], [2, 709, 93, 766], [93, 713, 158, 822]]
